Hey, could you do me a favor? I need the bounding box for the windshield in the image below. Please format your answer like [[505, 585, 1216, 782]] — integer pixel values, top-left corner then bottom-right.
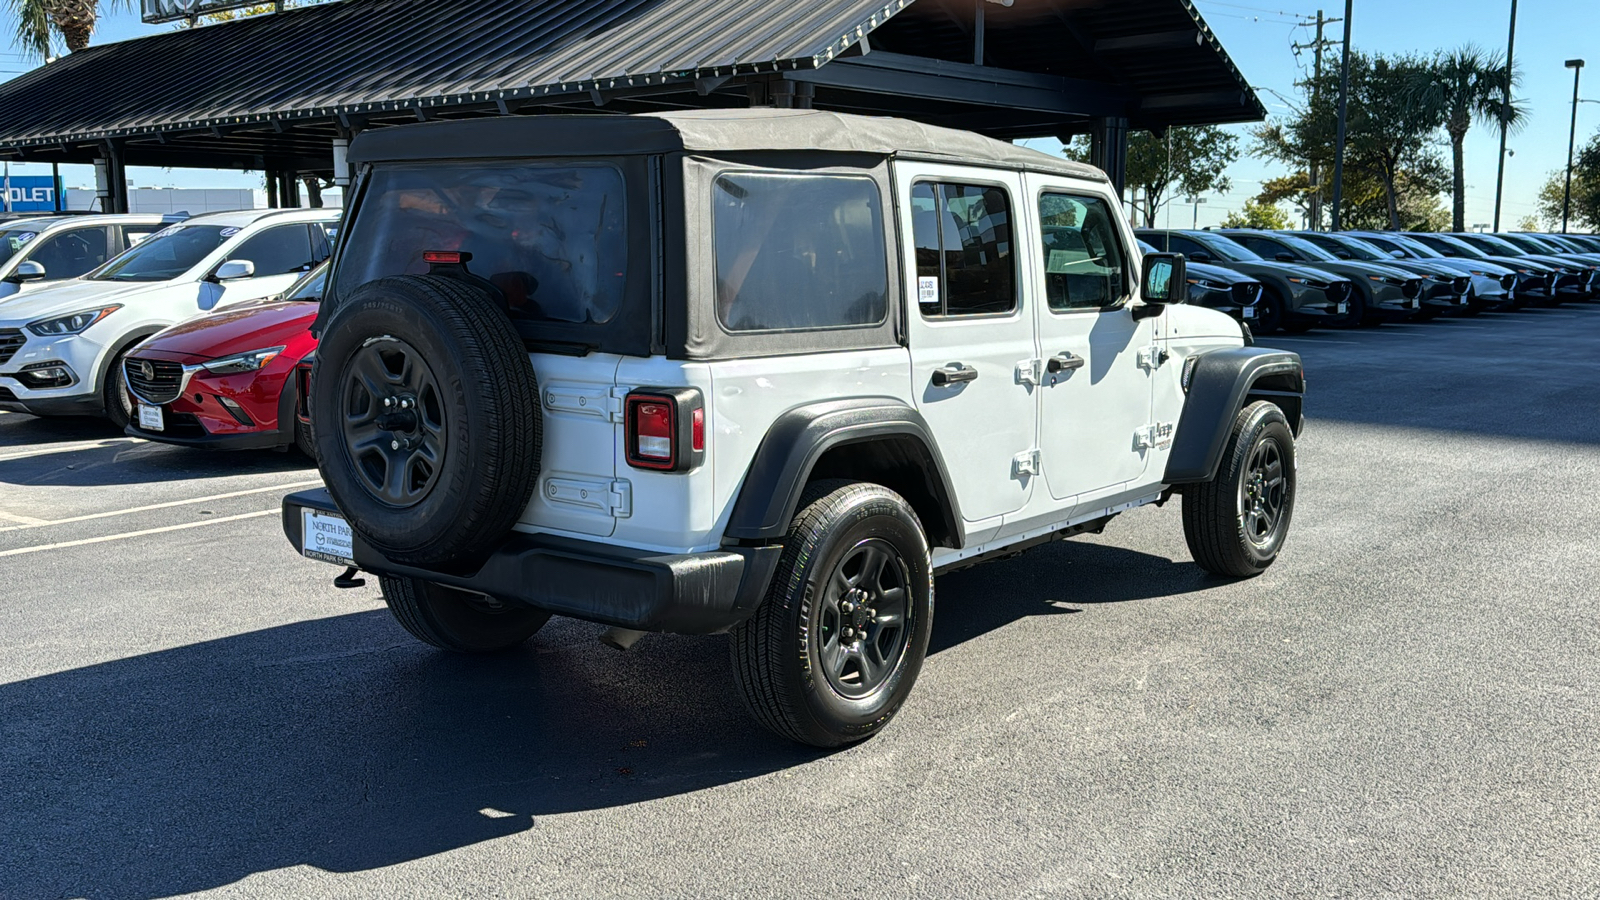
[[90, 224, 230, 282], [284, 263, 327, 302], [1464, 234, 1523, 255], [1191, 232, 1263, 262], [1387, 235, 1444, 258], [0, 227, 43, 267], [1425, 234, 1489, 259], [338, 161, 627, 326], [1316, 234, 1389, 261], [1271, 234, 1340, 262]]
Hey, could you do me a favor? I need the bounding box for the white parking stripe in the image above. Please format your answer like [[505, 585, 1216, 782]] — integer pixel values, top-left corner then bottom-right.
[[0, 479, 322, 532], [0, 509, 277, 558], [0, 438, 141, 463]]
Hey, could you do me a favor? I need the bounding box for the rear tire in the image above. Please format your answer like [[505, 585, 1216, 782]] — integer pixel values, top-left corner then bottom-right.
[[730, 481, 933, 748], [1182, 401, 1296, 578], [381, 575, 550, 653]]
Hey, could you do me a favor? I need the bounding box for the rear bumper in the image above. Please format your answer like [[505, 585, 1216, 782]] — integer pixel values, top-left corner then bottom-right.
[[282, 489, 782, 635]]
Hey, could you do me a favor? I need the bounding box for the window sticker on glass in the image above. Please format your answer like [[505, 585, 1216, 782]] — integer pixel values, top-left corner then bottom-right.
[[918, 276, 940, 306], [13, 232, 38, 247], [220, 227, 242, 238]]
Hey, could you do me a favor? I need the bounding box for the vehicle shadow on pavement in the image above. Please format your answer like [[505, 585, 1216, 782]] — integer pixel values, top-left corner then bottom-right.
[[0, 442, 316, 487], [0, 540, 1213, 899], [0, 412, 125, 449]]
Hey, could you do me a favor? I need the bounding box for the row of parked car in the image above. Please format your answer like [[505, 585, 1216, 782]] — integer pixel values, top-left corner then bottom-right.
[[1138, 227, 1600, 333], [1, 203, 1596, 460]]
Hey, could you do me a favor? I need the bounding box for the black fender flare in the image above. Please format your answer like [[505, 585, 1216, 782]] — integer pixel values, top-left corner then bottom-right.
[[97, 327, 165, 395], [1163, 347, 1304, 485], [723, 397, 964, 548]]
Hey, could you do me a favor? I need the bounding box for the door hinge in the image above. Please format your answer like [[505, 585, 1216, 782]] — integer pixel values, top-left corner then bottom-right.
[[1134, 423, 1175, 451], [1138, 346, 1171, 371], [608, 480, 633, 517], [1012, 448, 1041, 478], [607, 385, 630, 423], [1015, 358, 1043, 386]]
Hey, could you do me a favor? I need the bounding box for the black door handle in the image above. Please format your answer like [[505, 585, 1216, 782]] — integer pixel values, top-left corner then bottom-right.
[[931, 364, 979, 387], [1046, 353, 1085, 374]]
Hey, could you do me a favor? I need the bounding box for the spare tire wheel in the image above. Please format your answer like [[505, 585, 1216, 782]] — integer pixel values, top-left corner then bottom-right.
[[312, 275, 541, 567]]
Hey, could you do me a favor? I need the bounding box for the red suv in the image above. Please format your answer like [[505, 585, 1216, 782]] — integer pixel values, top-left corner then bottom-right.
[[124, 264, 324, 454]]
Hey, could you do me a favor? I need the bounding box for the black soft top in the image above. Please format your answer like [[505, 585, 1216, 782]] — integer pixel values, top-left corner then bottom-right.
[[348, 109, 1106, 182]]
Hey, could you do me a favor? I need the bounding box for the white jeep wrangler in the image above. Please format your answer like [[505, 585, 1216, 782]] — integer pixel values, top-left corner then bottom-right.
[[284, 110, 1303, 748]]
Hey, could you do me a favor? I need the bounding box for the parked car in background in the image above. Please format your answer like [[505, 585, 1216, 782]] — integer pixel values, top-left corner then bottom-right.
[[0, 207, 339, 426], [1346, 231, 1516, 313], [0, 214, 179, 300], [1445, 233, 1594, 302], [124, 262, 325, 454], [1493, 233, 1600, 294], [1218, 229, 1424, 325], [1408, 233, 1562, 307], [1550, 233, 1600, 253], [1137, 228, 1352, 333], [1291, 231, 1469, 319], [1136, 238, 1262, 325]]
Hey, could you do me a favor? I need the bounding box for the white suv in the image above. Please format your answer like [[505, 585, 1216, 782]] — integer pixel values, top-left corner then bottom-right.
[[282, 111, 1304, 747], [0, 213, 177, 300], [0, 207, 339, 424]]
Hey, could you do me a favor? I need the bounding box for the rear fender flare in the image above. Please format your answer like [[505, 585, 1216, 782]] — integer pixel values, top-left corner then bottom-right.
[[723, 398, 963, 549], [1164, 347, 1304, 484]]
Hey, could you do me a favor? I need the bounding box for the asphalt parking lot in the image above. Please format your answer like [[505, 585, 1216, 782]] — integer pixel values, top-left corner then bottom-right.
[[3, 306, 1598, 899]]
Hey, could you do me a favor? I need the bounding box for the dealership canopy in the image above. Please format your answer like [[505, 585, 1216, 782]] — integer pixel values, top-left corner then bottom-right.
[[0, 0, 1265, 210]]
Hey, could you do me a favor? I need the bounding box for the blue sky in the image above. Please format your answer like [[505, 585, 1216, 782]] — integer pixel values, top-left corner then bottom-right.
[[2, 0, 1595, 229]]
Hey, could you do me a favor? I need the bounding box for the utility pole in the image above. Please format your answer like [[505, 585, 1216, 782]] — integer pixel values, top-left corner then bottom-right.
[[1563, 59, 1585, 233], [1293, 11, 1342, 230], [1331, 0, 1353, 231], [1492, 0, 1518, 233]]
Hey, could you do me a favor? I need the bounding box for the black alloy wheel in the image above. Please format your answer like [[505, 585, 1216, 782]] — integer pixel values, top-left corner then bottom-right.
[[1238, 435, 1287, 552], [340, 337, 447, 508], [816, 538, 914, 699]]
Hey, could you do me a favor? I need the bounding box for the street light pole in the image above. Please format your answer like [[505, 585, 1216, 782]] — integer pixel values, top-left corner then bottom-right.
[[1330, 0, 1353, 231], [1492, 0, 1518, 233], [1563, 59, 1585, 234]]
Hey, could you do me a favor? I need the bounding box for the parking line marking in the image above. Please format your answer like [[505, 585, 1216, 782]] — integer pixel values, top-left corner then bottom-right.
[[0, 438, 143, 463], [0, 479, 323, 532], [0, 510, 278, 558]]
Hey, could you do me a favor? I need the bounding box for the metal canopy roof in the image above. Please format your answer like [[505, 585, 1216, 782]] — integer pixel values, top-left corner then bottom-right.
[[0, 0, 1264, 172]]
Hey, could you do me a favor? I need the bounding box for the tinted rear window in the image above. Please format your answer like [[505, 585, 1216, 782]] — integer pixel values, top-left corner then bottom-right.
[[712, 173, 888, 333], [337, 162, 627, 325]]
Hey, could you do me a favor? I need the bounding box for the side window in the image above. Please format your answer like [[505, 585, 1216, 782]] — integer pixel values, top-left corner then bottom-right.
[[1037, 193, 1128, 311], [910, 181, 1016, 317], [228, 225, 317, 277], [123, 226, 159, 249], [1165, 235, 1210, 258], [712, 172, 888, 333], [1235, 236, 1283, 259], [27, 227, 109, 279], [309, 223, 334, 263]]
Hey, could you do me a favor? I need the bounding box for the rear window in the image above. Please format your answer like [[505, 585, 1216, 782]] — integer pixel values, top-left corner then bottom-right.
[[712, 173, 888, 333], [337, 162, 627, 325]]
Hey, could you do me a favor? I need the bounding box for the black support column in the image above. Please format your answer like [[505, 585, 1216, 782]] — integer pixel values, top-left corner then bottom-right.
[[1088, 116, 1129, 198]]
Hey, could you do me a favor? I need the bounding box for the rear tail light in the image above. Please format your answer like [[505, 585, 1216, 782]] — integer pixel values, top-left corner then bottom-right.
[[624, 387, 705, 472]]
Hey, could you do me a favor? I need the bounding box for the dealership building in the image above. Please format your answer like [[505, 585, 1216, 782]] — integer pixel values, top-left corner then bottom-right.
[[0, 0, 1263, 212]]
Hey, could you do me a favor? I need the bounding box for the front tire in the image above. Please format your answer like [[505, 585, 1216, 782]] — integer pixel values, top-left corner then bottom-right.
[[1182, 401, 1296, 578], [380, 575, 550, 653], [730, 481, 934, 748], [103, 348, 134, 429]]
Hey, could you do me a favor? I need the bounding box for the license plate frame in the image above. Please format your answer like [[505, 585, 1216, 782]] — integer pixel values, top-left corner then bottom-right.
[[137, 402, 164, 432], [301, 509, 356, 566]]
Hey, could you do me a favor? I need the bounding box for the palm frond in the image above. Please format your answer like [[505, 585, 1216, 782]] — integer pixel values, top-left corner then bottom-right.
[[8, 0, 54, 60]]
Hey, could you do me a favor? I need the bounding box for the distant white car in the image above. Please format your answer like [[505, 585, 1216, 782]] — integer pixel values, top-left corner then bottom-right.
[[0, 207, 340, 426], [0, 213, 179, 300]]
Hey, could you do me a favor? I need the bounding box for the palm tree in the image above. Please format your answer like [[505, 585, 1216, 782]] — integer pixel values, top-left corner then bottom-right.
[[1410, 46, 1528, 232], [8, 0, 127, 59]]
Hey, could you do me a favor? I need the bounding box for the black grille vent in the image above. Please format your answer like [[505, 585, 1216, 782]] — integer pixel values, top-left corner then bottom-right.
[[1232, 283, 1261, 307], [125, 357, 186, 404], [0, 386, 16, 402], [0, 329, 24, 366]]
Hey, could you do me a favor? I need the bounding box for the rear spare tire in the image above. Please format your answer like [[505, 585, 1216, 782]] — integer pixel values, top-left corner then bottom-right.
[[313, 275, 540, 567]]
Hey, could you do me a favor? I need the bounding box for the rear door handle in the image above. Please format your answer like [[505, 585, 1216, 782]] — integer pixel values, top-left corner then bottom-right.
[[1046, 352, 1085, 374], [931, 364, 979, 387]]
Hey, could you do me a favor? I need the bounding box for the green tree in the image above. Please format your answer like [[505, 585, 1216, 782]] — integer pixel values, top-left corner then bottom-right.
[[1254, 50, 1449, 232], [1221, 199, 1293, 230], [1063, 125, 1239, 228], [7, 0, 127, 57], [1407, 45, 1527, 232], [1534, 130, 1600, 231]]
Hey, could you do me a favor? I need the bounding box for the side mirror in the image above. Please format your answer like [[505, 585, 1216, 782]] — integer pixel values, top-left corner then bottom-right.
[[1335, 251, 1353, 260], [212, 259, 255, 282], [1275, 252, 1297, 263], [7, 260, 46, 283], [1188, 250, 1213, 263], [1390, 250, 1407, 259], [1135, 252, 1186, 319]]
